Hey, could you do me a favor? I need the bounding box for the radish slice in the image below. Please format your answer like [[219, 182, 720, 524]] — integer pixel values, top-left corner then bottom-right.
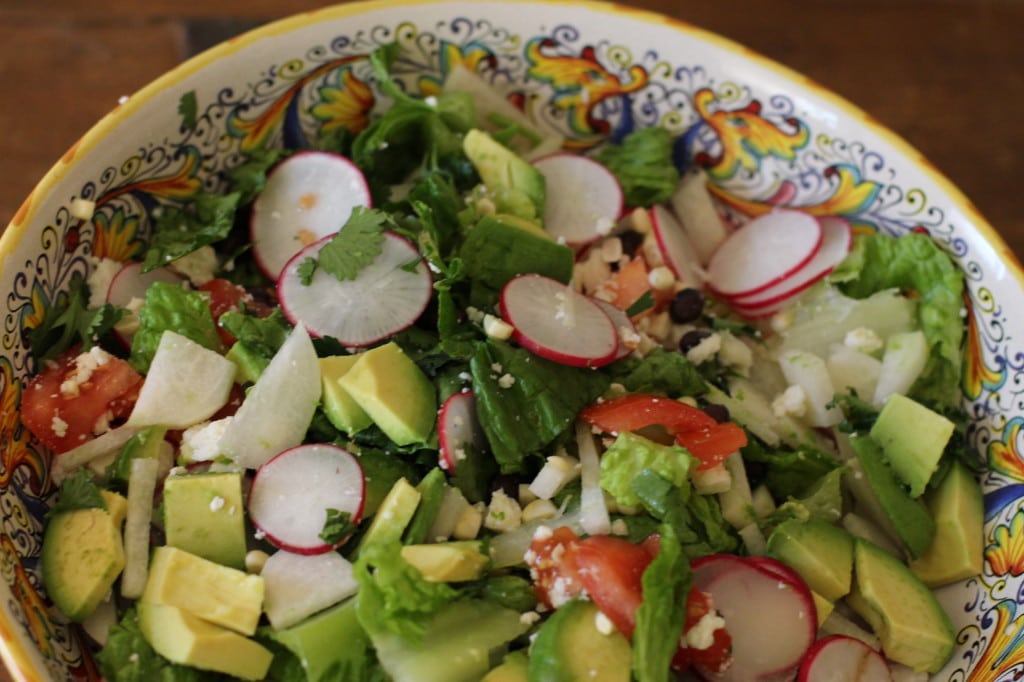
[[743, 556, 808, 590], [798, 635, 892, 682], [438, 390, 487, 473], [731, 216, 853, 307], [532, 153, 623, 246], [277, 231, 431, 347], [706, 209, 822, 299], [670, 169, 729, 266], [693, 554, 817, 681], [593, 299, 638, 360], [251, 151, 372, 280], [248, 443, 365, 555], [650, 204, 702, 287], [261, 550, 359, 630], [499, 274, 618, 368], [106, 262, 183, 306]]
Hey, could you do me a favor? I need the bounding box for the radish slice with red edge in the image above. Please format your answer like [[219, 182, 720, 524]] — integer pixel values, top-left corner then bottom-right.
[[532, 153, 623, 246], [706, 209, 822, 299], [692, 553, 817, 681], [743, 555, 809, 589], [731, 216, 853, 307], [438, 390, 487, 474], [106, 262, 183, 306], [251, 151, 371, 280], [798, 635, 892, 682], [593, 298, 638, 360], [499, 274, 619, 368], [650, 204, 703, 287], [248, 443, 365, 555], [277, 231, 432, 347]]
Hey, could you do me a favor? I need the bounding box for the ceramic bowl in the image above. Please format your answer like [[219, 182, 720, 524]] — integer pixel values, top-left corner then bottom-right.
[[1, 1, 1021, 679]]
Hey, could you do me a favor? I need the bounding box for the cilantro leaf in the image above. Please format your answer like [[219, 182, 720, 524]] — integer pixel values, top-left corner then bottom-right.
[[48, 469, 107, 517], [226, 147, 289, 205], [178, 91, 198, 132], [319, 508, 358, 545], [141, 192, 241, 273], [625, 289, 656, 317], [29, 274, 125, 363], [309, 207, 390, 282], [219, 308, 290, 358]]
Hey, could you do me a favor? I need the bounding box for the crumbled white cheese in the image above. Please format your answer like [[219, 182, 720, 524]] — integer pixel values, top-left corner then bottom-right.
[[465, 306, 486, 324], [179, 417, 233, 462], [51, 415, 68, 438], [209, 496, 226, 512], [647, 265, 676, 291], [718, 331, 753, 375], [169, 245, 219, 287], [532, 525, 554, 542], [520, 611, 541, 626], [497, 373, 516, 389], [484, 490, 523, 532], [685, 609, 727, 650], [769, 308, 795, 333], [60, 346, 115, 397], [844, 326, 884, 355], [772, 384, 808, 418], [685, 332, 722, 365], [483, 314, 514, 341], [521, 498, 559, 523]]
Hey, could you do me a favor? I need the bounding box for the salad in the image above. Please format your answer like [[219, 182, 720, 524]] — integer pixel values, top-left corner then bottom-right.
[[24, 42, 980, 682]]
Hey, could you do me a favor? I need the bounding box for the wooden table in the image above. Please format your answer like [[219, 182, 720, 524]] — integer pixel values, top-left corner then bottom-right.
[[0, 0, 1020, 679]]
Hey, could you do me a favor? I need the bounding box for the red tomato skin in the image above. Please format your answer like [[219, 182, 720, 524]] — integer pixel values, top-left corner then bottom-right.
[[21, 348, 143, 453], [198, 278, 269, 346], [675, 422, 748, 470], [673, 588, 733, 673], [579, 393, 717, 435], [568, 535, 653, 638], [526, 526, 585, 611]]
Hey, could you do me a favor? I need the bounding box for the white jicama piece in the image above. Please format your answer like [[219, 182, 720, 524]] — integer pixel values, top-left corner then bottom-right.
[[490, 508, 586, 569], [576, 421, 610, 536], [219, 324, 321, 469], [261, 550, 359, 630], [692, 463, 732, 495], [127, 331, 235, 429], [81, 598, 118, 646], [427, 486, 471, 542], [250, 151, 372, 280], [750, 484, 777, 519], [778, 350, 843, 427], [669, 168, 729, 265], [738, 522, 767, 556], [532, 153, 623, 246], [718, 451, 755, 529], [52, 425, 142, 483], [527, 451, 581, 501], [872, 330, 928, 407], [827, 343, 882, 400], [649, 204, 703, 288], [120, 457, 159, 599]]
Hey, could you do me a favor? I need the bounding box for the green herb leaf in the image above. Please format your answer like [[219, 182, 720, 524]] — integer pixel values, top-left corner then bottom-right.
[[625, 289, 656, 317], [311, 207, 390, 282], [741, 439, 840, 500], [219, 308, 291, 358], [29, 274, 126, 363], [227, 147, 289, 205], [178, 91, 198, 132], [128, 281, 222, 373], [605, 347, 707, 398], [49, 469, 107, 517], [319, 508, 358, 545], [141, 192, 241, 272], [633, 524, 691, 682]]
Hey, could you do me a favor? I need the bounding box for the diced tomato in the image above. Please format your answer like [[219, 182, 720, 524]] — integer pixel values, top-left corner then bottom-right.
[[526, 526, 585, 610], [198, 278, 270, 346], [580, 393, 716, 435], [606, 256, 652, 312], [568, 535, 653, 638], [673, 588, 732, 674], [675, 422, 748, 471], [21, 347, 143, 453]]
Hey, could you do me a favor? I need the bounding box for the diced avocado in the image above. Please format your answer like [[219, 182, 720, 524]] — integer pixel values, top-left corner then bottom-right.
[[162, 472, 247, 569], [106, 426, 168, 485], [492, 212, 552, 240], [869, 393, 955, 497], [849, 435, 934, 559], [41, 494, 126, 622], [847, 539, 955, 673], [910, 461, 984, 587], [356, 477, 421, 555], [766, 518, 854, 601], [141, 546, 264, 635], [138, 602, 273, 680], [811, 591, 834, 627], [404, 468, 448, 545], [529, 599, 632, 682], [464, 129, 546, 218], [319, 354, 373, 435], [460, 214, 574, 293], [400, 541, 489, 582], [482, 650, 529, 682], [266, 599, 372, 682], [357, 448, 418, 517], [226, 341, 269, 384], [339, 342, 436, 446], [370, 598, 531, 682]]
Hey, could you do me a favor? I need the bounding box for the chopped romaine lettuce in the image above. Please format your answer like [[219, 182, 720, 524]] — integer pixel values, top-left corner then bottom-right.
[[606, 347, 707, 398], [600, 432, 696, 508], [631, 470, 740, 558], [741, 438, 840, 501], [594, 127, 679, 207], [129, 281, 222, 373], [633, 524, 691, 682]]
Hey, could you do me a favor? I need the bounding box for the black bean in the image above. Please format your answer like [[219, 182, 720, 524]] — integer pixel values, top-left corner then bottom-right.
[[617, 229, 644, 257], [669, 288, 704, 324], [678, 328, 712, 353], [703, 403, 731, 423]]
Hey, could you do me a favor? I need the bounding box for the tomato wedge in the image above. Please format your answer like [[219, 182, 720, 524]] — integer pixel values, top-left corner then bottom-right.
[[673, 588, 733, 673], [675, 422, 748, 471], [526, 527, 585, 610], [569, 535, 653, 638], [579, 393, 716, 435]]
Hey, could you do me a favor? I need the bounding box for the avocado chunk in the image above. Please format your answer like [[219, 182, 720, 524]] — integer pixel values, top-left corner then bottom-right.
[[767, 518, 854, 601], [847, 538, 955, 673], [401, 541, 489, 582], [848, 434, 934, 558], [138, 602, 272, 680], [339, 342, 436, 446], [356, 477, 421, 555], [529, 599, 632, 682], [869, 393, 955, 497], [162, 472, 247, 569], [910, 461, 984, 587], [319, 354, 373, 435], [141, 546, 264, 635], [266, 599, 373, 682], [811, 591, 834, 627], [482, 650, 529, 682], [464, 129, 546, 219], [368, 598, 531, 682], [460, 214, 574, 292], [41, 491, 127, 622]]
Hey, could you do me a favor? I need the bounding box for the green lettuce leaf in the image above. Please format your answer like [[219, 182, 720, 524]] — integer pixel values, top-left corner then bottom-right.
[[768, 466, 845, 526], [605, 347, 706, 398], [600, 432, 696, 508], [633, 524, 691, 682], [29, 274, 125, 363], [47, 469, 107, 517], [741, 439, 840, 501], [141, 192, 240, 273], [129, 281, 222, 373], [829, 232, 965, 408], [219, 308, 290, 359], [594, 127, 679, 207], [470, 340, 609, 472]]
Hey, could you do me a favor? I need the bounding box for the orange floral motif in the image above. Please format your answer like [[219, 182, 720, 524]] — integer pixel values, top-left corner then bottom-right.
[[709, 164, 881, 220], [1, 535, 54, 659], [963, 297, 1004, 401], [311, 68, 375, 137], [0, 360, 44, 492], [989, 418, 1024, 483], [96, 147, 203, 209], [967, 598, 1024, 680], [90, 207, 144, 262], [525, 37, 648, 146], [418, 40, 496, 96], [985, 507, 1024, 576]]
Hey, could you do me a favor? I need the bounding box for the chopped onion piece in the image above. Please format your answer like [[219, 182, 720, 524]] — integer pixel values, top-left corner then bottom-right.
[[527, 451, 580, 501], [576, 421, 610, 536], [120, 457, 159, 599], [490, 508, 585, 569]]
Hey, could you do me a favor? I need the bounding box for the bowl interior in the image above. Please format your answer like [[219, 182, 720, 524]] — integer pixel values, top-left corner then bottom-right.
[[1, 1, 1022, 679]]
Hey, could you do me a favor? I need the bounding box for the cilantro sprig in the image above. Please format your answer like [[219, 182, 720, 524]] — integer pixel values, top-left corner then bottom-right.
[[320, 508, 359, 545], [298, 207, 392, 284]]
